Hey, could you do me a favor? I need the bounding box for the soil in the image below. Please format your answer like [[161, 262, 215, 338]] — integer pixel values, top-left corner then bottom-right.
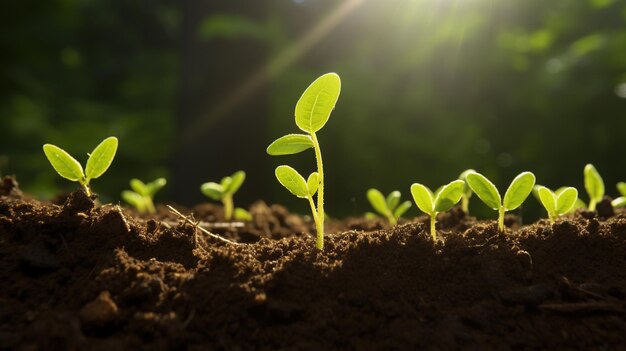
[[1, 175, 626, 350]]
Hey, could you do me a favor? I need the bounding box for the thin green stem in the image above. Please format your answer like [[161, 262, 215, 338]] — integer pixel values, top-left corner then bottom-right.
[[387, 212, 397, 226], [588, 199, 597, 211], [430, 214, 437, 241], [498, 205, 505, 232], [145, 196, 156, 214], [310, 132, 324, 250], [223, 194, 234, 221], [461, 196, 469, 214], [307, 195, 320, 233]]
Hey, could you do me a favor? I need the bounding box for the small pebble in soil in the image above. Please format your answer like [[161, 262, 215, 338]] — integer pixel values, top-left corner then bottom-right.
[[596, 197, 615, 219], [79, 291, 119, 325]]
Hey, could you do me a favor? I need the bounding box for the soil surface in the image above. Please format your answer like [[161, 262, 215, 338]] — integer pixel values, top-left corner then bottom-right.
[[1, 175, 626, 350]]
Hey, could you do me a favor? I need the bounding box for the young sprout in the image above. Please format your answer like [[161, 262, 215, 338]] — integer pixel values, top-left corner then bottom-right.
[[200, 170, 251, 221], [584, 163, 604, 211], [410, 180, 464, 241], [465, 171, 536, 232], [366, 189, 412, 225], [534, 185, 578, 223], [121, 178, 167, 214], [267, 73, 341, 250], [459, 169, 475, 214], [612, 182, 626, 208], [43, 136, 118, 196]]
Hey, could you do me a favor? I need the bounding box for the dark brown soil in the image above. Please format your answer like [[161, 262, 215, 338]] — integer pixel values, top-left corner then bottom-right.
[[2, 176, 626, 350]]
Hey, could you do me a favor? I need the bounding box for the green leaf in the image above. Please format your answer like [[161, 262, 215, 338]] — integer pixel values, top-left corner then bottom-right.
[[556, 187, 578, 214], [275, 165, 309, 198], [617, 182, 626, 197], [220, 176, 232, 190], [295, 73, 341, 133], [503, 172, 536, 211], [234, 207, 252, 221], [571, 198, 587, 212], [465, 172, 501, 210], [85, 136, 118, 180], [267, 134, 314, 156], [536, 186, 556, 215], [307, 172, 319, 196], [434, 180, 464, 212], [584, 164, 604, 203], [367, 188, 388, 215], [225, 171, 245, 194], [613, 197, 626, 208], [121, 191, 146, 212], [393, 201, 412, 218], [459, 169, 475, 198], [201, 182, 224, 200], [42, 144, 84, 182], [130, 179, 149, 196], [146, 178, 167, 196], [386, 191, 401, 210], [365, 212, 379, 220], [410, 183, 434, 215]]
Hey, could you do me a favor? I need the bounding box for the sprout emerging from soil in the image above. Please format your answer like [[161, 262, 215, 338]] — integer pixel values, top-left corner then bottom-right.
[[43, 136, 118, 196], [366, 189, 412, 225], [612, 182, 626, 208], [201, 171, 251, 221], [534, 185, 578, 223], [410, 180, 464, 241], [267, 73, 341, 250], [458, 169, 475, 214], [122, 178, 167, 214], [584, 163, 604, 211], [465, 171, 536, 232]]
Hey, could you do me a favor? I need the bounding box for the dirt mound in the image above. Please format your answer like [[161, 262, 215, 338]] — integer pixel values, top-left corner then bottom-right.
[[1, 177, 626, 350]]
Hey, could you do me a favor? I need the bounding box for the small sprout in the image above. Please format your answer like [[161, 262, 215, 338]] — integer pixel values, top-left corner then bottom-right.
[[366, 189, 412, 225], [267, 73, 341, 250], [612, 182, 626, 208], [584, 163, 604, 211], [534, 185, 578, 223], [465, 171, 536, 232], [410, 180, 464, 241], [458, 169, 475, 214], [43, 136, 118, 196], [200, 170, 251, 221], [121, 178, 167, 214]]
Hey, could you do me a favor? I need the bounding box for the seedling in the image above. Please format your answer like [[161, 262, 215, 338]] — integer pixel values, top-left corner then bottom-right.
[[584, 163, 604, 211], [410, 180, 464, 241], [465, 171, 536, 231], [43, 136, 118, 196], [366, 189, 412, 225], [267, 73, 341, 250], [200, 170, 251, 221], [459, 169, 475, 214], [121, 178, 167, 214], [534, 185, 578, 223], [612, 182, 626, 208]]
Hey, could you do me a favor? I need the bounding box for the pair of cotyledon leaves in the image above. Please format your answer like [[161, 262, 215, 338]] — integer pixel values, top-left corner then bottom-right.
[[535, 185, 578, 218], [122, 178, 167, 211], [201, 171, 246, 201], [266, 73, 341, 156], [464, 171, 536, 211], [367, 189, 412, 220], [43, 137, 118, 184]]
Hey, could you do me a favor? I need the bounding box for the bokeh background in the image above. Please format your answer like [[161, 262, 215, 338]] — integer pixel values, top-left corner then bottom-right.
[[1, 0, 624, 220]]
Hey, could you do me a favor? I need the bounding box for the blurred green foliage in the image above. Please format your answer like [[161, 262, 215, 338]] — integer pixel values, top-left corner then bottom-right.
[[1, 0, 625, 220]]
